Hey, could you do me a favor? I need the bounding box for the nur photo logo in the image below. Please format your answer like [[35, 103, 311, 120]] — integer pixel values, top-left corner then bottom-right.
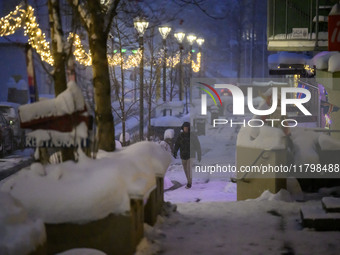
[[197, 81, 312, 128]]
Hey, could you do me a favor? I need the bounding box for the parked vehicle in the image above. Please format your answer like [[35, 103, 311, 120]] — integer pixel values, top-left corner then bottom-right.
[[0, 102, 25, 149], [0, 112, 14, 156]]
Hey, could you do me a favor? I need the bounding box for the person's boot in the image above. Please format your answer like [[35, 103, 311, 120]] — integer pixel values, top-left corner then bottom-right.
[[185, 183, 192, 189]]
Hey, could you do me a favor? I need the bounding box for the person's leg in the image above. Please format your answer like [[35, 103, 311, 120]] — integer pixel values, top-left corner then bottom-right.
[[181, 159, 192, 188], [187, 158, 193, 185]]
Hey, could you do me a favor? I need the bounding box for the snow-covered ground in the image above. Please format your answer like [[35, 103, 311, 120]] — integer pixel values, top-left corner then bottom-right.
[[138, 194, 340, 255], [138, 112, 340, 255]]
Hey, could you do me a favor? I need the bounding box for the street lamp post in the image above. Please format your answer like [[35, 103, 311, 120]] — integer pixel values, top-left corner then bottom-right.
[[159, 26, 171, 116], [186, 34, 197, 114], [196, 37, 204, 77], [134, 18, 149, 141], [174, 32, 185, 101]]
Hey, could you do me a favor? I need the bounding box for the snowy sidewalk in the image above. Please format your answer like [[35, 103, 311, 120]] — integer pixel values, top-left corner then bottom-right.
[[142, 198, 340, 255]]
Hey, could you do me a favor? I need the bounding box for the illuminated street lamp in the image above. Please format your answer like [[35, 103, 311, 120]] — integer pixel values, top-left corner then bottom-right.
[[186, 34, 196, 113], [196, 37, 204, 77], [174, 32, 186, 101], [159, 26, 171, 116], [134, 17, 149, 141], [196, 37, 204, 47]]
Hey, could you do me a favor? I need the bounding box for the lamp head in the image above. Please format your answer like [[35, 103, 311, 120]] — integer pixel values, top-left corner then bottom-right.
[[159, 26, 171, 39]]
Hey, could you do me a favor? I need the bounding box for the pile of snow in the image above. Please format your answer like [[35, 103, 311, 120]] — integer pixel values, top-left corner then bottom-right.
[[119, 132, 130, 143], [237, 126, 286, 150], [151, 116, 182, 127], [1, 142, 171, 224], [311, 51, 340, 72], [328, 53, 340, 72], [312, 52, 336, 69], [56, 248, 106, 255], [291, 128, 320, 165], [0, 191, 46, 255], [19, 81, 86, 123], [254, 189, 293, 202], [164, 129, 175, 139], [115, 140, 122, 149]]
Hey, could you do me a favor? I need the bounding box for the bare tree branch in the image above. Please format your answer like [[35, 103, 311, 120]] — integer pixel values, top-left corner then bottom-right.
[[104, 0, 121, 36]]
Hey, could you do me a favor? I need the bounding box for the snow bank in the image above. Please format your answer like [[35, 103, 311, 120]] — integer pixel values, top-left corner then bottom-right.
[[151, 116, 182, 127], [312, 52, 338, 70], [115, 140, 122, 149], [319, 133, 340, 150], [0, 192, 46, 255], [119, 132, 130, 143], [254, 189, 293, 202], [19, 81, 86, 123], [1, 142, 171, 224], [117, 141, 172, 177], [328, 53, 340, 72], [237, 126, 286, 150], [291, 128, 320, 165]]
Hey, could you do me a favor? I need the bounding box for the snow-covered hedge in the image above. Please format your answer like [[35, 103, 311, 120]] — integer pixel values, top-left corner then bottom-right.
[[1, 142, 171, 224]]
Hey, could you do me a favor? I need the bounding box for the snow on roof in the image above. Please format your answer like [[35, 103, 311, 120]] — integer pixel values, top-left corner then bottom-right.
[[19, 81, 86, 123], [151, 116, 183, 127], [268, 52, 310, 66], [278, 52, 310, 65], [237, 126, 286, 150], [1, 142, 171, 224], [0, 191, 46, 255]]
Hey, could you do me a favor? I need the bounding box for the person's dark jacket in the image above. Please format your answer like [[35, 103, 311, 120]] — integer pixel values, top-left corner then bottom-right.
[[173, 130, 201, 161]]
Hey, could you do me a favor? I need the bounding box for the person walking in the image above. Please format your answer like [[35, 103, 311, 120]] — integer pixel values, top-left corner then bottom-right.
[[173, 122, 201, 189]]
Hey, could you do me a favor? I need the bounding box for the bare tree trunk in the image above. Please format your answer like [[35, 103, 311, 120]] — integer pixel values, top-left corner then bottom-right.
[[88, 2, 115, 151], [68, 0, 118, 152], [48, 0, 67, 96], [48, 0, 75, 162]]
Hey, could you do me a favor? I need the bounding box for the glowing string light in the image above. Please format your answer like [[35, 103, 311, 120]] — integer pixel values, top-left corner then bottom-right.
[[192, 52, 201, 73], [68, 33, 92, 66], [0, 4, 26, 36], [24, 6, 54, 65]]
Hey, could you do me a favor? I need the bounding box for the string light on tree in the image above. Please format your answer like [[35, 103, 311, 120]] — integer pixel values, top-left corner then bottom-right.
[[0, 4, 26, 36], [192, 52, 201, 72], [68, 33, 92, 66], [24, 6, 54, 65]]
